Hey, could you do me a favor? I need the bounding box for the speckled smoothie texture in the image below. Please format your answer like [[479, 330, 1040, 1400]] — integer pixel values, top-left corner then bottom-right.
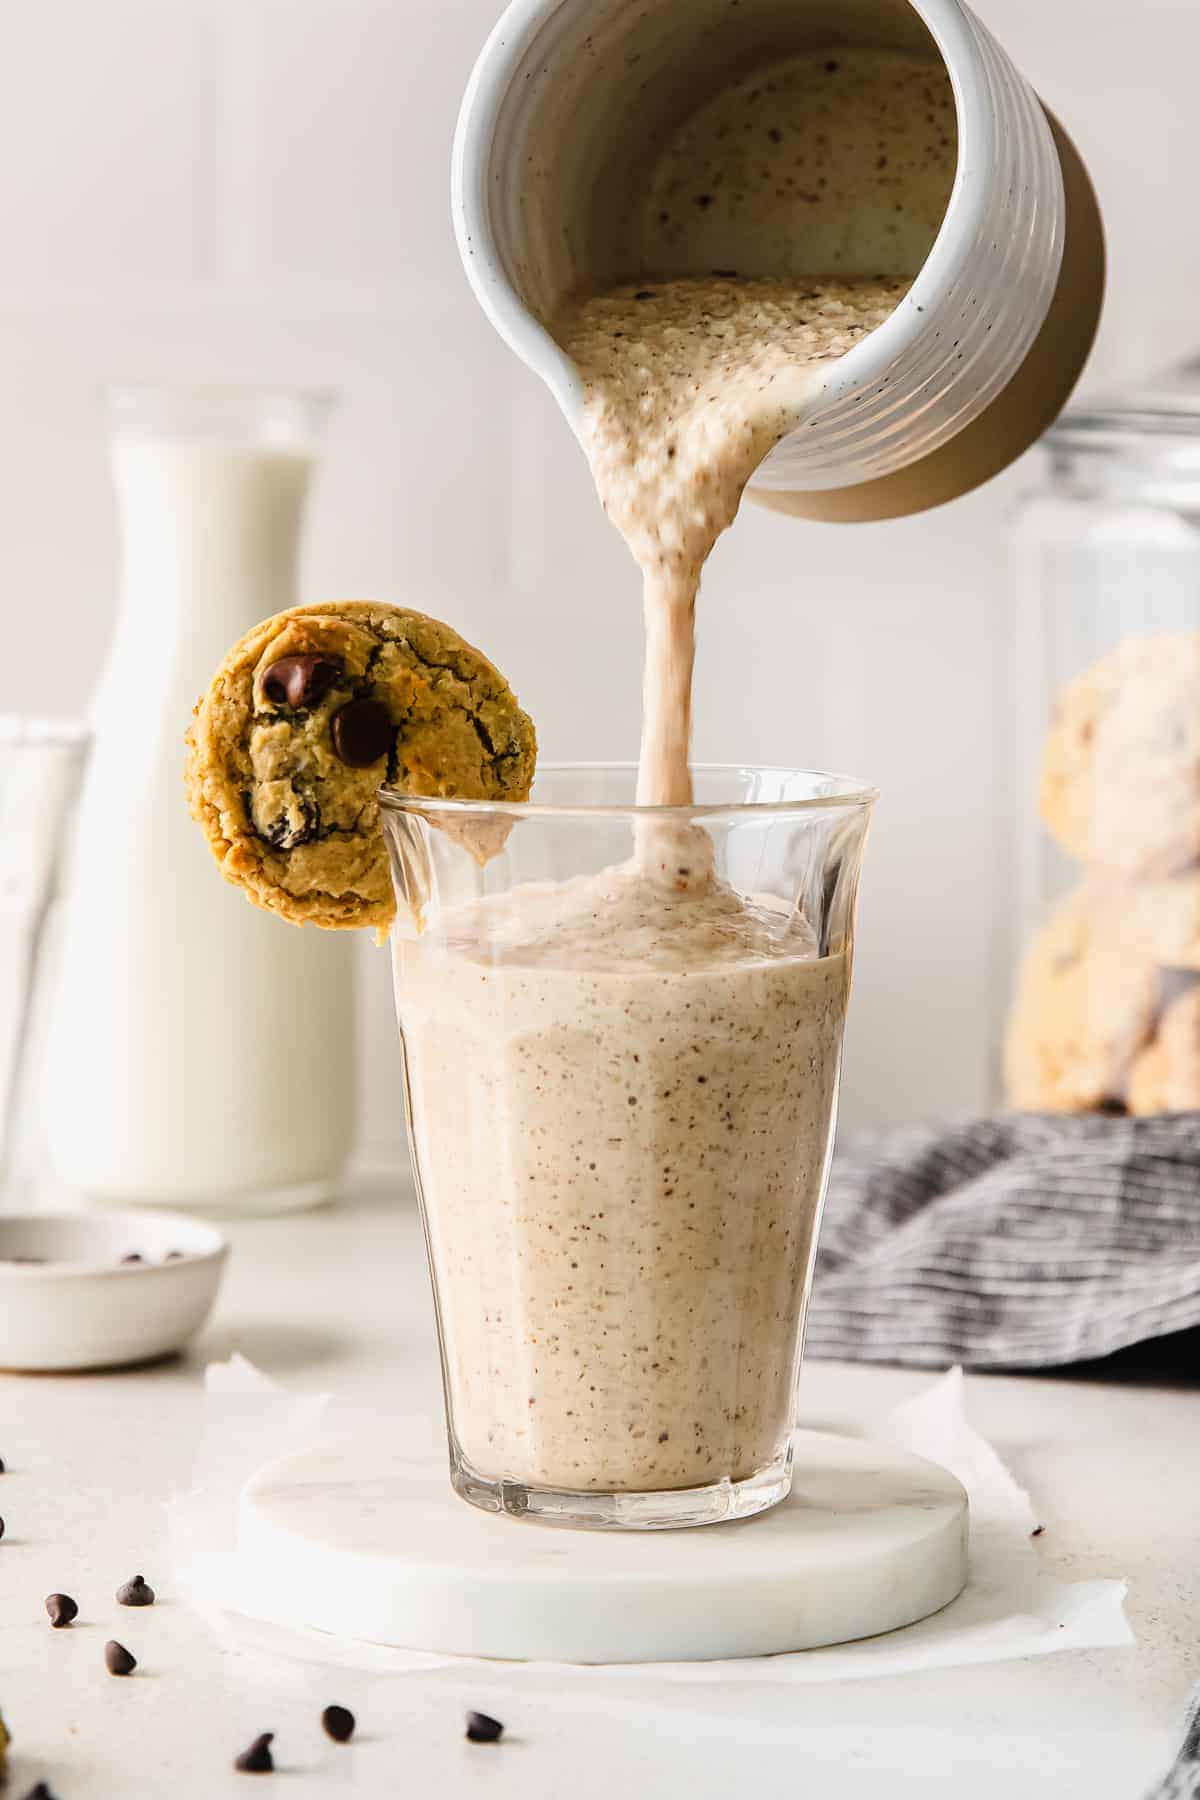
[[556, 276, 907, 806], [396, 863, 848, 1493], [552, 48, 955, 807], [391, 49, 925, 1496], [636, 49, 956, 279]]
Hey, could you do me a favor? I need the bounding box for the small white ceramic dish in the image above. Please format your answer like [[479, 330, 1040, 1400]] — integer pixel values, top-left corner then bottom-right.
[[0, 1211, 228, 1372]]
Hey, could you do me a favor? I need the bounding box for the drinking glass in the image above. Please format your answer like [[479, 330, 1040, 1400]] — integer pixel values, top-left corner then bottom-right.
[[0, 720, 90, 1206], [380, 765, 874, 1529]]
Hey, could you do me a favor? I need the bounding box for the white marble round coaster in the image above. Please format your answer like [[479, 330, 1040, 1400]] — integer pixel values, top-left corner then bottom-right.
[[236, 1433, 968, 1664]]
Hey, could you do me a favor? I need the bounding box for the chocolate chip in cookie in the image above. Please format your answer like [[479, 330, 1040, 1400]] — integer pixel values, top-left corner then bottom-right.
[[259, 794, 322, 851], [261, 654, 341, 710], [331, 699, 393, 769], [186, 601, 537, 930]]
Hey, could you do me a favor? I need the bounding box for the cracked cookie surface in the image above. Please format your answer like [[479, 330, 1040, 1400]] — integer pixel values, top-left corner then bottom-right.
[[186, 600, 537, 930], [1004, 886, 1162, 1113], [1126, 981, 1200, 1114], [1004, 883, 1200, 1115], [1040, 631, 1200, 878]]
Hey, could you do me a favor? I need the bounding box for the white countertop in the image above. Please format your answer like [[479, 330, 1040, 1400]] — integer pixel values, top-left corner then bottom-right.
[[1, 1175, 1195, 1798]]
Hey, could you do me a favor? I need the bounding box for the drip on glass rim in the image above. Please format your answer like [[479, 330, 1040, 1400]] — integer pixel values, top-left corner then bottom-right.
[[378, 761, 878, 821]]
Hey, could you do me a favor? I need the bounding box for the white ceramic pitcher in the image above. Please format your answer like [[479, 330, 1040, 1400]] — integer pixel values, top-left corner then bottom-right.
[[452, 0, 1104, 520]]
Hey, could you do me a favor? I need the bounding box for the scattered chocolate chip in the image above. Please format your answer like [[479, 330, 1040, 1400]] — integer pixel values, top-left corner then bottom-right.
[[234, 1733, 275, 1774], [330, 699, 393, 769], [694, 193, 714, 208], [105, 1639, 136, 1676], [321, 1705, 355, 1743], [116, 1574, 155, 1607], [262, 654, 341, 710], [466, 1711, 504, 1744], [1031, 1525, 1045, 1538], [120, 1253, 144, 1265], [22, 1785, 58, 1800], [0, 1456, 5, 1472], [824, 57, 840, 71], [0, 1516, 5, 1539], [46, 1593, 78, 1628], [634, 289, 656, 301], [166, 1250, 185, 1261]]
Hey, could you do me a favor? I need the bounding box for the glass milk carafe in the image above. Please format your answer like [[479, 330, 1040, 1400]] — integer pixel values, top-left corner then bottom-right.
[[44, 388, 355, 1214], [0, 720, 89, 1207], [1006, 367, 1200, 1116], [381, 765, 874, 1528]]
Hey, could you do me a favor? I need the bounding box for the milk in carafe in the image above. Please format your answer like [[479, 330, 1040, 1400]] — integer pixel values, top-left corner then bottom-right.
[[44, 389, 355, 1213]]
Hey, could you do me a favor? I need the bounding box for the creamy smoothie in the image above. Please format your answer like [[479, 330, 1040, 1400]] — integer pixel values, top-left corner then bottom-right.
[[553, 47, 956, 807], [394, 48, 942, 1501], [557, 274, 906, 807], [396, 862, 847, 1492]]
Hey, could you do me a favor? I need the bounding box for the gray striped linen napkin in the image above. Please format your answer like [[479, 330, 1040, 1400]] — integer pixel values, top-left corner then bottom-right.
[[805, 1113, 1200, 1369], [1147, 1685, 1200, 1799]]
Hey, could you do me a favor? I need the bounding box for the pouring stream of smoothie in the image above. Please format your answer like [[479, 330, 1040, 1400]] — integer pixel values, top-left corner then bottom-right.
[[556, 274, 906, 808], [389, 46, 955, 1505], [552, 45, 957, 806]]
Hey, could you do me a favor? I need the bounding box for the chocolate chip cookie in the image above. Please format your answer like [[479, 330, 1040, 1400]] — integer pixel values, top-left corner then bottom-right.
[[1126, 978, 1200, 1115], [1109, 873, 1200, 971], [186, 601, 537, 930], [1040, 631, 1200, 878], [1004, 886, 1162, 1112]]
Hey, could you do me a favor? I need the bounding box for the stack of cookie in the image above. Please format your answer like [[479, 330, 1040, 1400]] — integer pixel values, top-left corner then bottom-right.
[[1006, 631, 1200, 1115]]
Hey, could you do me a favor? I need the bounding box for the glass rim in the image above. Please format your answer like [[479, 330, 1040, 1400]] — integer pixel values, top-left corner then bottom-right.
[[108, 382, 336, 407], [378, 762, 878, 821], [107, 384, 336, 445], [0, 715, 90, 747], [1047, 409, 1200, 450]]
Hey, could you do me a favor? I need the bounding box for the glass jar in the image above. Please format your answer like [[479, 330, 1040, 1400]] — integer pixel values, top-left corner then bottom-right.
[[1006, 369, 1200, 1117]]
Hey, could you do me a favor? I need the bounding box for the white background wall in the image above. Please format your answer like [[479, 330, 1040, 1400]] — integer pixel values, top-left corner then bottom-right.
[[1, 0, 1197, 1170]]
